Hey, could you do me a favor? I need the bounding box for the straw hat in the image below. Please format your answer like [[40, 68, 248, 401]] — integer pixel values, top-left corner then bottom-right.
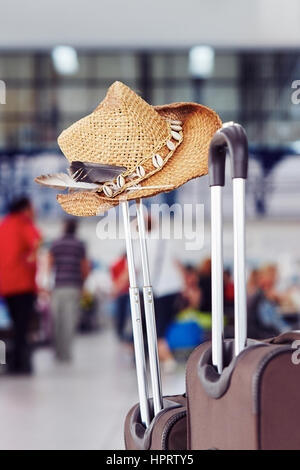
[[35, 81, 222, 216]]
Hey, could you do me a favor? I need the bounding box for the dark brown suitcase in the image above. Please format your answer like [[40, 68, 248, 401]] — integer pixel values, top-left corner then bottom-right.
[[125, 395, 187, 450], [187, 333, 300, 450], [186, 123, 300, 450]]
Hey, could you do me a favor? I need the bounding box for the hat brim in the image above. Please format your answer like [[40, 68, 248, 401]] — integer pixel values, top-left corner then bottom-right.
[[57, 103, 222, 216]]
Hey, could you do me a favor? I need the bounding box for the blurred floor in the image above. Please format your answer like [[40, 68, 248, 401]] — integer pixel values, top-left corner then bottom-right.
[[0, 329, 185, 450]]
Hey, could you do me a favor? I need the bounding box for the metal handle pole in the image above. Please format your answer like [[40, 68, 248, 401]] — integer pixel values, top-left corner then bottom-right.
[[136, 200, 163, 416], [209, 123, 248, 368], [121, 201, 150, 428], [211, 186, 224, 373], [233, 178, 247, 356]]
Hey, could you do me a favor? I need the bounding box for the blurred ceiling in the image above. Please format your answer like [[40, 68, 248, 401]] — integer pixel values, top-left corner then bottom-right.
[[1, 0, 300, 50]]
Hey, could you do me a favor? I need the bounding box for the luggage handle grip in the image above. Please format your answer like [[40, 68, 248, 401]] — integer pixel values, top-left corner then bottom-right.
[[209, 123, 248, 187], [208, 122, 249, 373]]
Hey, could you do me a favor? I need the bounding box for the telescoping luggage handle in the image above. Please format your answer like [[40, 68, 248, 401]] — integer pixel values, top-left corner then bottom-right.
[[121, 200, 163, 428], [209, 122, 248, 373]]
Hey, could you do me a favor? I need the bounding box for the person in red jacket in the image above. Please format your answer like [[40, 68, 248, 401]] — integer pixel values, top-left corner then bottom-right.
[[110, 253, 130, 343], [0, 197, 41, 374]]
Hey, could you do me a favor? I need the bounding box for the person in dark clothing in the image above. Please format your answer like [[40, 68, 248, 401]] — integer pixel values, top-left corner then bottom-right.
[[48, 219, 90, 361], [5, 294, 35, 372], [0, 196, 41, 374]]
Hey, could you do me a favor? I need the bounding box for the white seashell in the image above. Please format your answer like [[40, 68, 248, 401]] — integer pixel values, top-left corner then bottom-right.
[[117, 174, 125, 188], [171, 124, 182, 131], [170, 120, 182, 126], [167, 140, 176, 151], [171, 130, 181, 141], [152, 153, 164, 169], [103, 184, 113, 197], [136, 165, 145, 178]]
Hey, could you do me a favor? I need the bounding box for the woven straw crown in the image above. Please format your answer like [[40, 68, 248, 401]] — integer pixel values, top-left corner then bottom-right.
[[58, 81, 171, 170], [37, 81, 222, 216]]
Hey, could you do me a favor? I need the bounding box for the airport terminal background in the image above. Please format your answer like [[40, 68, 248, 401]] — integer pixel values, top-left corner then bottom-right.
[[0, 50, 299, 218], [0, 3, 300, 450]]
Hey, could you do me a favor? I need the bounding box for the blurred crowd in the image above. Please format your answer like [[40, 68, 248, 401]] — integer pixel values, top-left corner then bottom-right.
[[0, 196, 94, 375], [110, 221, 300, 373], [0, 197, 299, 377]]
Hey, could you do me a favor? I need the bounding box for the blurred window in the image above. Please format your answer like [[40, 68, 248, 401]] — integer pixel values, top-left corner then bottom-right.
[[0, 50, 299, 149], [0, 50, 299, 217]]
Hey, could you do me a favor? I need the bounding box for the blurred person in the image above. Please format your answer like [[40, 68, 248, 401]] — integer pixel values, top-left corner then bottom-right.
[[79, 290, 97, 332], [180, 267, 210, 328], [0, 196, 41, 374], [224, 269, 234, 304], [247, 268, 264, 338], [110, 253, 130, 343], [178, 264, 203, 313], [48, 219, 90, 362], [184, 283, 202, 312], [197, 258, 212, 313], [179, 263, 200, 291], [165, 292, 205, 360], [135, 215, 183, 373], [248, 264, 289, 338], [257, 264, 289, 334], [224, 268, 234, 319], [152, 246, 182, 373], [165, 266, 211, 358], [247, 269, 260, 297]]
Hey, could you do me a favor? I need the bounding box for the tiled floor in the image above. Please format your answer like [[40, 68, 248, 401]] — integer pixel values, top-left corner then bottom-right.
[[0, 329, 185, 450]]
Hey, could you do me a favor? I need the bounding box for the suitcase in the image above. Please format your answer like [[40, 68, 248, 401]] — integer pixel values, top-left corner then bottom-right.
[[125, 395, 187, 450], [186, 122, 300, 450], [122, 200, 187, 450]]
